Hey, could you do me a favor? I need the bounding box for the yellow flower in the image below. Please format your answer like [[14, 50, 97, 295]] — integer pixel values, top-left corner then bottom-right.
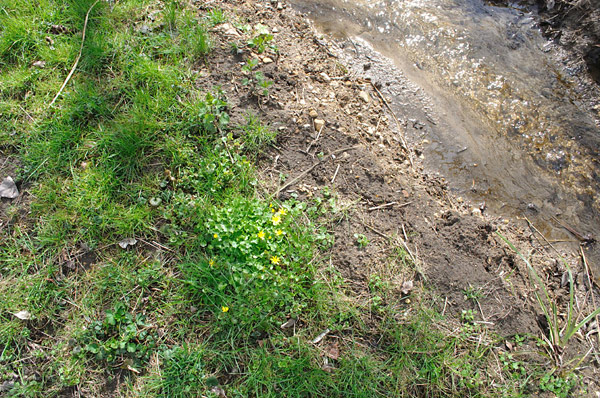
[[258, 231, 265, 239], [209, 259, 215, 267], [221, 306, 229, 313], [271, 214, 281, 225], [270, 256, 280, 265], [278, 208, 287, 216], [213, 233, 219, 239], [276, 229, 283, 236]]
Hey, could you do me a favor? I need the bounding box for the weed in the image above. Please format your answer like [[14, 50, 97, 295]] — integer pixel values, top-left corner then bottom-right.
[[247, 24, 274, 54], [463, 284, 483, 301], [497, 232, 600, 365], [206, 8, 227, 27], [76, 303, 157, 371], [241, 58, 274, 100], [354, 233, 369, 248], [539, 372, 578, 398], [237, 112, 276, 155]]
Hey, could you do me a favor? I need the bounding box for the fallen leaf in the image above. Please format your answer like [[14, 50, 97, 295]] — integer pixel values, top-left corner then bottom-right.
[[280, 318, 297, 329], [0, 177, 19, 199], [210, 386, 227, 397], [118, 238, 138, 249], [401, 280, 414, 295], [13, 310, 32, 320], [325, 340, 339, 360]]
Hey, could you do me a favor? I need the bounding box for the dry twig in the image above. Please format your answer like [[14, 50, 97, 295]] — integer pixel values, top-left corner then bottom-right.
[[50, 0, 101, 107]]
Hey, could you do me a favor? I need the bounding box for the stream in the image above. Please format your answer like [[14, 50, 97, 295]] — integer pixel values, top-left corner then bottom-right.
[[289, 0, 600, 276]]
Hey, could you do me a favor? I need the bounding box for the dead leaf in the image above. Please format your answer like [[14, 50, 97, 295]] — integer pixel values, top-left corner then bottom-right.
[[118, 238, 137, 249], [50, 24, 69, 34], [280, 318, 297, 329], [325, 340, 339, 360], [0, 177, 19, 199], [401, 280, 414, 295], [210, 386, 227, 397], [13, 310, 32, 320]]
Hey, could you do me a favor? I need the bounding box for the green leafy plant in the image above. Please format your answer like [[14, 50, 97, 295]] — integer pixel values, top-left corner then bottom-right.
[[497, 232, 600, 365], [180, 198, 318, 332], [241, 60, 274, 99], [206, 8, 227, 27], [539, 372, 578, 398], [354, 233, 369, 248], [247, 24, 274, 54], [77, 303, 157, 372], [463, 284, 483, 301]]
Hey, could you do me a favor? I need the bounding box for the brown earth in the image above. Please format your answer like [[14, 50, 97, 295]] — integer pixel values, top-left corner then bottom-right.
[[207, 0, 600, 387]]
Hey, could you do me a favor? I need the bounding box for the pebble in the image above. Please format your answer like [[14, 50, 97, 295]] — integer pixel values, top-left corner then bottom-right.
[[314, 119, 325, 131], [309, 109, 318, 118], [358, 91, 370, 103], [319, 72, 331, 82], [262, 57, 273, 64]]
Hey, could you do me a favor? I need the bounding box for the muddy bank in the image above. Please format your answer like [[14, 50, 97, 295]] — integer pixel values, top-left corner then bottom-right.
[[227, 0, 600, 390], [219, 0, 599, 356]]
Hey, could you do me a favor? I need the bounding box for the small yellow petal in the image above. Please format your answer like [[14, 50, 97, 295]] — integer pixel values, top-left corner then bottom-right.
[[221, 306, 229, 313], [213, 233, 219, 239], [276, 229, 283, 236], [258, 231, 265, 239]]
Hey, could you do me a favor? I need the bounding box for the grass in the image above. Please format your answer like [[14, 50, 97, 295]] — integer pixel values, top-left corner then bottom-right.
[[498, 232, 600, 368], [0, 0, 583, 396]]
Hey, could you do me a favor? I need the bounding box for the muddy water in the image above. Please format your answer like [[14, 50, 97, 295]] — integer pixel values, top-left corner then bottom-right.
[[289, 0, 600, 274]]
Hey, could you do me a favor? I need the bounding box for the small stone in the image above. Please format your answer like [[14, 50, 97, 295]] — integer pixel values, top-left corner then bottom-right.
[[272, 27, 279, 33], [358, 91, 370, 103], [118, 238, 138, 249], [262, 57, 273, 64], [471, 208, 481, 216], [309, 109, 318, 118], [314, 119, 325, 131], [221, 23, 240, 37], [33, 60, 46, 68], [277, 2, 283, 10], [0, 176, 19, 199], [319, 72, 331, 82]]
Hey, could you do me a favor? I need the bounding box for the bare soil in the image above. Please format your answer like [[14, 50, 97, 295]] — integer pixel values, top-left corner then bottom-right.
[[211, 0, 600, 388]]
